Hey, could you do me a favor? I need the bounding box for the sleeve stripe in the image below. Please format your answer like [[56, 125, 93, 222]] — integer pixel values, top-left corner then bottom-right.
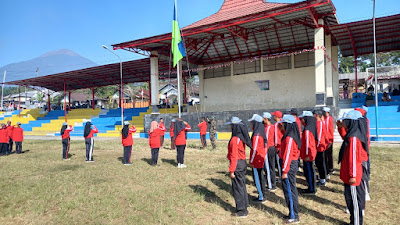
[[306, 131, 309, 155], [317, 122, 322, 147], [274, 124, 278, 146], [250, 135, 259, 163], [352, 137, 357, 177], [282, 138, 293, 172]]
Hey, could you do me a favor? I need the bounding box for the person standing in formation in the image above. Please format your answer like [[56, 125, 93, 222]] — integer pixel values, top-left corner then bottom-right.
[[314, 110, 328, 186], [61, 122, 74, 160], [225, 116, 252, 218], [13, 122, 24, 154], [170, 119, 176, 150], [299, 111, 318, 195], [0, 124, 9, 155], [207, 117, 217, 150], [276, 115, 301, 224], [149, 121, 163, 166], [262, 112, 277, 192], [83, 122, 98, 162], [121, 121, 136, 165], [323, 107, 335, 175], [248, 114, 267, 204], [6, 121, 14, 154], [197, 117, 208, 149], [158, 118, 166, 148], [272, 111, 284, 180], [174, 119, 191, 168]]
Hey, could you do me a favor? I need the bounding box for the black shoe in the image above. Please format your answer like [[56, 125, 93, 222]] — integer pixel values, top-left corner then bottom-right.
[[269, 187, 277, 192], [252, 197, 267, 204], [316, 181, 326, 186], [235, 210, 248, 218], [302, 190, 317, 195]]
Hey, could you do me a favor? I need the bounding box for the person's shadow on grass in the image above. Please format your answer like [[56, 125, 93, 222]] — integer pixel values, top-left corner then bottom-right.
[[161, 159, 177, 166], [189, 185, 235, 212], [118, 157, 125, 164], [141, 158, 152, 166]]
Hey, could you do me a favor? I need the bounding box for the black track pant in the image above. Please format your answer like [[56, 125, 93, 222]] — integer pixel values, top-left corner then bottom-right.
[[315, 151, 327, 180], [200, 135, 207, 148], [62, 138, 70, 159], [0, 143, 7, 155], [231, 160, 249, 213], [344, 184, 364, 225], [15, 142, 22, 154], [151, 148, 159, 165], [325, 143, 334, 172], [252, 167, 267, 200], [360, 161, 370, 210], [303, 160, 317, 193], [265, 146, 276, 189], [85, 138, 94, 161], [170, 137, 176, 150], [8, 138, 13, 153], [280, 159, 299, 220], [124, 145, 132, 164], [176, 145, 186, 164]]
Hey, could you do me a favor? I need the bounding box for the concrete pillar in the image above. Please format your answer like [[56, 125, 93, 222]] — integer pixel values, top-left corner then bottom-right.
[[198, 65, 205, 112], [332, 45, 339, 107], [150, 51, 159, 113], [325, 35, 333, 106], [291, 54, 295, 70], [178, 61, 183, 106], [314, 19, 326, 106]]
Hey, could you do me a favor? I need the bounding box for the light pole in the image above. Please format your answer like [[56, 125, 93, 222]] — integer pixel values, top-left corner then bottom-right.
[[102, 45, 124, 126], [372, 0, 380, 141]]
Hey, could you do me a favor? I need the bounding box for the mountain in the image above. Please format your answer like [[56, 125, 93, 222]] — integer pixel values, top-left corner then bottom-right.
[[0, 49, 98, 82]]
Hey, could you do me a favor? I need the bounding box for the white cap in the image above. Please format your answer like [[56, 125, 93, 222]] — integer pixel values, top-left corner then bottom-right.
[[322, 107, 331, 112], [262, 112, 272, 119], [248, 114, 263, 123], [298, 111, 314, 118], [124, 121, 130, 125]]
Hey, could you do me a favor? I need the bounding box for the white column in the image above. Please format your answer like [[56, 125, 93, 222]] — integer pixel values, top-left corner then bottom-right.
[[325, 35, 333, 106], [178, 61, 183, 106], [198, 65, 205, 112], [150, 51, 159, 112], [332, 45, 339, 107], [314, 19, 326, 106]]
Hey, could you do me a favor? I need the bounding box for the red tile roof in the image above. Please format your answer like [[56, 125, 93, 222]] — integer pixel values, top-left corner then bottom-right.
[[184, 0, 290, 29]]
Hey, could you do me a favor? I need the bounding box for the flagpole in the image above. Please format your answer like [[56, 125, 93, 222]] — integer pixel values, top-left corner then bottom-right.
[[175, 0, 182, 118], [372, 0, 380, 141]]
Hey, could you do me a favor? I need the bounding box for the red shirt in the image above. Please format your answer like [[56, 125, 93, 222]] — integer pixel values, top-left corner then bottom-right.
[[169, 126, 174, 138], [264, 124, 275, 150], [149, 128, 162, 149], [227, 136, 246, 173], [158, 122, 166, 135], [121, 126, 137, 147], [12, 127, 24, 142], [85, 126, 99, 139], [175, 124, 191, 146], [6, 125, 14, 140], [0, 128, 9, 143], [324, 116, 334, 144], [340, 137, 364, 186], [338, 127, 369, 162], [279, 136, 300, 175], [316, 121, 327, 152], [300, 130, 317, 161], [250, 135, 266, 168], [62, 125, 74, 139], [274, 123, 284, 151], [197, 121, 208, 135]]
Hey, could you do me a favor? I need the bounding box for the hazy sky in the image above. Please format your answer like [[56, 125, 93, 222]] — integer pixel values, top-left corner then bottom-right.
[[1, 0, 399, 70]]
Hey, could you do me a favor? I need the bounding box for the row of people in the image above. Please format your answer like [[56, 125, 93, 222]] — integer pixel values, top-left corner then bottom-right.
[[226, 107, 369, 225], [0, 121, 24, 155]]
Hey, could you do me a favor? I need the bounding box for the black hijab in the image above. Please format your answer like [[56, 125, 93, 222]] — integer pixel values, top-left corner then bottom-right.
[[174, 120, 187, 139], [282, 122, 302, 149], [84, 122, 92, 138], [338, 119, 369, 164], [303, 116, 318, 141], [230, 123, 253, 150], [61, 125, 67, 135], [122, 125, 129, 139], [251, 121, 267, 144]]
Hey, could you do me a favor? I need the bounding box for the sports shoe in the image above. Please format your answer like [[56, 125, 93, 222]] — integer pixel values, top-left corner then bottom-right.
[[285, 218, 300, 224], [269, 187, 277, 192], [326, 174, 330, 180], [253, 198, 267, 204], [316, 181, 326, 187], [63, 158, 71, 161], [329, 169, 335, 174], [88, 160, 95, 163], [177, 163, 181, 168], [124, 163, 132, 166], [302, 190, 316, 196], [365, 192, 371, 201], [235, 210, 248, 218], [180, 164, 187, 168], [345, 208, 350, 214]]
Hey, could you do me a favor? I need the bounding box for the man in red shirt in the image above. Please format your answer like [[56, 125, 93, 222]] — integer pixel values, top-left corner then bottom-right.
[[121, 121, 136, 165], [323, 107, 335, 175], [13, 122, 24, 154], [337, 110, 367, 225], [6, 121, 14, 154], [272, 111, 284, 180], [197, 117, 208, 149], [314, 110, 328, 186], [61, 122, 74, 160], [158, 118, 166, 148], [149, 121, 163, 166], [174, 119, 191, 168], [0, 123, 9, 155], [262, 112, 277, 192]]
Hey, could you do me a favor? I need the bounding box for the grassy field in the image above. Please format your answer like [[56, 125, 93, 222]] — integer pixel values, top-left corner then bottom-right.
[[0, 139, 399, 225]]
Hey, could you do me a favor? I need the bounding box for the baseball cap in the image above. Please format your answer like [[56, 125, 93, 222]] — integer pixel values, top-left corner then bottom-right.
[[124, 121, 130, 125], [337, 110, 362, 121], [62, 122, 68, 126], [298, 111, 314, 118], [248, 114, 263, 123], [313, 110, 323, 116], [262, 112, 272, 119], [225, 117, 243, 125], [322, 107, 331, 112], [290, 108, 298, 115], [276, 114, 296, 124], [17, 122, 21, 125], [271, 111, 283, 118], [171, 119, 176, 122]]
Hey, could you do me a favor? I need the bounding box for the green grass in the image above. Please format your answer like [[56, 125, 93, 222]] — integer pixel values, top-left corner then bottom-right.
[[0, 139, 399, 224]]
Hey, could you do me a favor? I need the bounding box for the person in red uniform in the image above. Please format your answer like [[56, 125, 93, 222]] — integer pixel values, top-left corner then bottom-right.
[[276, 114, 301, 224], [61, 122, 74, 160], [197, 117, 208, 149], [149, 121, 164, 166], [170, 119, 176, 150], [225, 116, 252, 218], [158, 118, 166, 148], [323, 107, 335, 175], [121, 121, 136, 165], [290, 108, 302, 134], [248, 114, 267, 203], [6, 121, 14, 154], [337, 110, 368, 225], [314, 110, 328, 186], [174, 119, 191, 168], [12, 122, 24, 154], [272, 111, 284, 180], [0, 123, 9, 155], [299, 111, 318, 195], [83, 121, 98, 162], [262, 112, 277, 192]]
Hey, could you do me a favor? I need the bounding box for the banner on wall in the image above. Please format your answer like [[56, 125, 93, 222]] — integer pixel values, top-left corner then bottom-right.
[[255, 80, 270, 91]]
